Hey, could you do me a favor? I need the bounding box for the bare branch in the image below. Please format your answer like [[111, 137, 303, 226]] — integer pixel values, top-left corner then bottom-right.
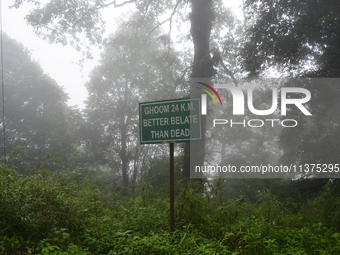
[[145, 0, 182, 62], [142, 0, 154, 17], [220, 58, 238, 86], [114, 0, 136, 7], [134, 0, 154, 36], [96, 0, 135, 9], [147, 0, 181, 40]]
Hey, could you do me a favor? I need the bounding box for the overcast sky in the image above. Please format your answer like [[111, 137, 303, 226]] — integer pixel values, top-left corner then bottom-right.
[[1, 0, 244, 109]]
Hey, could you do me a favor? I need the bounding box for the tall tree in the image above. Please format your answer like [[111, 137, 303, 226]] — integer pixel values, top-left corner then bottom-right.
[[242, 0, 340, 78], [241, 0, 340, 186], [182, 0, 217, 180], [0, 34, 82, 170], [84, 13, 184, 192]]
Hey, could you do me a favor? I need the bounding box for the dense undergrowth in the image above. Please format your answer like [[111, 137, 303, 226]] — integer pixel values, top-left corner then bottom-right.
[[1, 164, 340, 254]]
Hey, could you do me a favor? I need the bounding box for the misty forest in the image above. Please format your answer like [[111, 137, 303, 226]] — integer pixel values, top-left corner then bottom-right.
[[1, 0, 340, 254]]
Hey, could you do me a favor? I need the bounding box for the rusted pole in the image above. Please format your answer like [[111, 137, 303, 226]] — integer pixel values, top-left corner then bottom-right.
[[170, 142, 175, 233]]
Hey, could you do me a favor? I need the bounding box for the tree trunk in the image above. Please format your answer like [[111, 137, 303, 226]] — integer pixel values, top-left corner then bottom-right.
[[121, 124, 129, 193], [190, 0, 215, 78], [183, 0, 215, 180], [121, 78, 130, 194], [131, 146, 141, 194]]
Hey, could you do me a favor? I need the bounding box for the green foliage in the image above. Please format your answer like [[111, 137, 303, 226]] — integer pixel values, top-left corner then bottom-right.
[[1, 163, 340, 254], [0, 34, 84, 172], [242, 0, 340, 77]]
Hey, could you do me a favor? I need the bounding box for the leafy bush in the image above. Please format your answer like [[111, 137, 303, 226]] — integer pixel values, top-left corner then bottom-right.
[[1, 163, 340, 254]]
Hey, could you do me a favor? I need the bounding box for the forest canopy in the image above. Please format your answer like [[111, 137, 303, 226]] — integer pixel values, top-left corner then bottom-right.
[[1, 0, 340, 254]]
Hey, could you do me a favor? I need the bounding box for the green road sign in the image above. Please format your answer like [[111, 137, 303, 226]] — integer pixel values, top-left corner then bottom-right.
[[139, 98, 202, 144]]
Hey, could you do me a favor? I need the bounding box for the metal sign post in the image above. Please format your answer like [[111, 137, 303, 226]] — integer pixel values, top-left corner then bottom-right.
[[170, 142, 175, 233], [139, 98, 202, 233]]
